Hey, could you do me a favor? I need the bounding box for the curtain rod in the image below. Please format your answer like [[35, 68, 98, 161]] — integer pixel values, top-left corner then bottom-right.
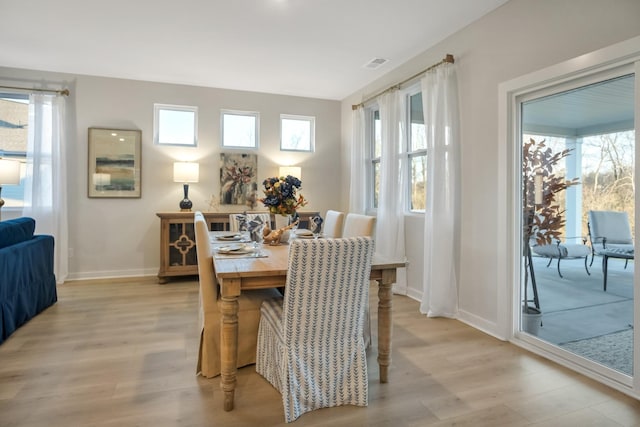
[[351, 53, 454, 110], [0, 85, 69, 96]]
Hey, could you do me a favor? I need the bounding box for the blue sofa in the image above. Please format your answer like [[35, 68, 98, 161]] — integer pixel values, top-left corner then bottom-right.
[[0, 217, 57, 344]]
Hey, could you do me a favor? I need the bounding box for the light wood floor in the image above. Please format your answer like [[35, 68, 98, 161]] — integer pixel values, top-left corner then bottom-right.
[[2, 278, 640, 427]]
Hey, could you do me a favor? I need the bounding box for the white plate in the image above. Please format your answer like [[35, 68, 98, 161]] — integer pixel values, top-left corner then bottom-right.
[[216, 234, 243, 241], [297, 234, 315, 239], [216, 244, 254, 255], [295, 229, 314, 237]]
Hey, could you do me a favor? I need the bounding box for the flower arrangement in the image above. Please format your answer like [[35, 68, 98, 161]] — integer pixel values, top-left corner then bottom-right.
[[260, 175, 307, 216]]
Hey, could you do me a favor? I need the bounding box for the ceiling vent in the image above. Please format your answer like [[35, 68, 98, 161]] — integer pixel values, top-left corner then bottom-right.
[[363, 57, 388, 70]]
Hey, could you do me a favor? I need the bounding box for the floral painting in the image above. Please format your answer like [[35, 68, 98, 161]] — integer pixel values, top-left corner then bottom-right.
[[220, 153, 257, 205]]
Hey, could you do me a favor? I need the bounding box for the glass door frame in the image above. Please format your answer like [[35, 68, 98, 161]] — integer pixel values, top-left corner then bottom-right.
[[497, 35, 640, 396]]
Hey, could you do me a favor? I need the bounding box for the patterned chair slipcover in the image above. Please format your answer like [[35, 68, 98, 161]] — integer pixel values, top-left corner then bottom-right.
[[256, 237, 375, 423], [228, 212, 272, 232]]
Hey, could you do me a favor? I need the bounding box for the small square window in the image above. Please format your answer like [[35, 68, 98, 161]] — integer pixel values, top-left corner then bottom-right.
[[154, 104, 198, 146], [221, 110, 259, 149], [280, 114, 315, 152]]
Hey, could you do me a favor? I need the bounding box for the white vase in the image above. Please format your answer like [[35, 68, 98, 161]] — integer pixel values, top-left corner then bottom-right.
[[274, 214, 292, 243]]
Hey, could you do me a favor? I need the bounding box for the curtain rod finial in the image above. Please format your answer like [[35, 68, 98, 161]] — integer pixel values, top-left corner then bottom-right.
[[61, 89, 70, 96], [445, 54, 454, 64], [352, 104, 361, 111]]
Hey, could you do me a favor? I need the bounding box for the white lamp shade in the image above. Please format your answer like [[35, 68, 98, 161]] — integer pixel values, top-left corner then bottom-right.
[[279, 166, 301, 180], [0, 159, 21, 185], [173, 162, 199, 183]]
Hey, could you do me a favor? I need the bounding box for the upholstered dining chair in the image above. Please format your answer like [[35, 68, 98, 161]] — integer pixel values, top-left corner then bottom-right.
[[228, 212, 272, 232], [342, 212, 377, 347], [342, 213, 376, 238], [256, 237, 375, 423], [322, 209, 345, 238], [194, 211, 280, 378]]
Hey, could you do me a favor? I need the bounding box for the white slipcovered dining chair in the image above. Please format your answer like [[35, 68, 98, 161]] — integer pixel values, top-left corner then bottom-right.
[[342, 212, 377, 347], [194, 211, 280, 378], [342, 213, 376, 238], [322, 209, 345, 238], [256, 237, 375, 423]]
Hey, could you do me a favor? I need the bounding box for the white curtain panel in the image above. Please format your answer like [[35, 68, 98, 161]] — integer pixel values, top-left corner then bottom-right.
[[23, 94, 69, 283], [375, 91, 407, 290], [420, 64, 461, 317], [349, 107, 367, 214]]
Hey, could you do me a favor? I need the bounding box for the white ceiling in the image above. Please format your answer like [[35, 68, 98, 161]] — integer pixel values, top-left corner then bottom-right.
[[0, 0, 509, 100]]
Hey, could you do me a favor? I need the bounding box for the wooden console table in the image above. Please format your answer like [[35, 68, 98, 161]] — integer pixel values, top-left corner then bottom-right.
[[155, 211, 318, 283]]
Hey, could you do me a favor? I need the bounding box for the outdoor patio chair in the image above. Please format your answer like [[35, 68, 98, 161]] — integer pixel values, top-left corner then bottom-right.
[[530, 237, 591, 278], [587, 210, 634, 268]]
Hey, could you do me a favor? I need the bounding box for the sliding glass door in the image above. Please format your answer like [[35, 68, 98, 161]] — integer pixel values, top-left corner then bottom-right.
[[518, 71, 636, 378]]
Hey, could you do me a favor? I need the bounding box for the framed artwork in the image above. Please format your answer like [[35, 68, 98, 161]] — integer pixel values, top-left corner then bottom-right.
[[88, 128, 141, 198], [220, 153, 257, 205], [154, 103, 198, 146]]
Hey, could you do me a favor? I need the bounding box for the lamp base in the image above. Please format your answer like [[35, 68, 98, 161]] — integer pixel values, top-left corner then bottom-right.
[[179, 184, 192, 212], [179, 200, 193, 212]]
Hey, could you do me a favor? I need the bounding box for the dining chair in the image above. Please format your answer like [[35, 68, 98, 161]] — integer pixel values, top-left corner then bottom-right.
[[256, 237, 375, 423], [342, 213, 376, 238], [228, 212, 272, 232], [342, 212, 377, 347], [194, 211, 280, 378], [322, 209, 345, 238]]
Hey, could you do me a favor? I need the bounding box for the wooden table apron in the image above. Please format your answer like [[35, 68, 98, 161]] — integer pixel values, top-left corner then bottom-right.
[[212, 242, 403, 412]]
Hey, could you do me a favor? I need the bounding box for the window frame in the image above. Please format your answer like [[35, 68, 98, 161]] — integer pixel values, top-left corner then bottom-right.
[[0, 92, 29, 209], [280, 114, 315, 152], [220, 109, 260, 150], [368, 107, 381, 211], [153, 103, 198, 147], [405, 88, 427, 213]]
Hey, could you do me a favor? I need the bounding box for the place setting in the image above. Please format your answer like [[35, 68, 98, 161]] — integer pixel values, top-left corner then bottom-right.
[[213, 242, 267, 259]]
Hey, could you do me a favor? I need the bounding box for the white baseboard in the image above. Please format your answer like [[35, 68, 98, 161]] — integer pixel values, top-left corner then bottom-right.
[[65, 268, 159, 282]]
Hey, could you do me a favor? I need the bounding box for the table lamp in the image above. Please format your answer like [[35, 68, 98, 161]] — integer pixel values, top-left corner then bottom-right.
[[173, 162, 199, 212], [279, 166, 301, 180], [0, 159, 21, 221]]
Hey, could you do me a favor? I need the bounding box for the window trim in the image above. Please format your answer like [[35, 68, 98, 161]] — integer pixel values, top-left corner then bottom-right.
[[153, 103, 198, 147], [368, 107, 381, 211], [280, 114, 315, 152], [220, 109, 260, 149], [405, 88, 427, 213]]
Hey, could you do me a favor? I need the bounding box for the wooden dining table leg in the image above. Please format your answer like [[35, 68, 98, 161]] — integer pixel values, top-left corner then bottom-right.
[[377, 268, 396, 383], [219, 278, 241, 411]]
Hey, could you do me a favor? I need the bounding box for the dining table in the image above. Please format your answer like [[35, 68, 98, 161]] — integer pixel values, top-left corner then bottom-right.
[[210, 231, 406, 411]]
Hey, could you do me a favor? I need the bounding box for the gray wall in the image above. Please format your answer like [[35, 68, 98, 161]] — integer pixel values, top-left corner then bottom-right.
[[0, 69, 341, 279], [341, 0, 640, 335]]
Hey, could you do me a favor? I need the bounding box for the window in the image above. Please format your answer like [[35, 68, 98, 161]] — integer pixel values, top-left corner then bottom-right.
[[280, 114, 315, 152], [0, 93, 28, 208], [370, 109, 381, 209], [367, 90, 426, 212], [154, 104, 198, 146], [221, 110, 259, 149], [407, 92, 426, 211]]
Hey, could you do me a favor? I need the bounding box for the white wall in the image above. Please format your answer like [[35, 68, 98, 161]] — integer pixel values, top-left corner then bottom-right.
[[341, 0, 640, 337], [0, 68, 341, 280]]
